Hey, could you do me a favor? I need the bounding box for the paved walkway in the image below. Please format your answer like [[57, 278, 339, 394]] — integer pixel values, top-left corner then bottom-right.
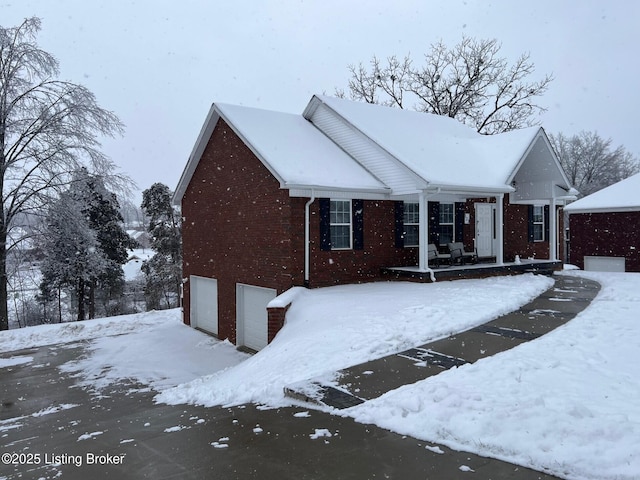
[[285, 274, 600, 409]]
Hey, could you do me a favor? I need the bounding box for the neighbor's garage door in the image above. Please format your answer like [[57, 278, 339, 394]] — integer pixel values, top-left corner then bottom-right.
[[584, 256, 626, 272], [236, 284, 277, 351], [190, 275, 218, 335]]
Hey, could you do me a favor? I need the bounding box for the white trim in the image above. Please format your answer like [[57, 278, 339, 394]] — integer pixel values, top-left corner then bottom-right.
[[329, 199, 353, 250], [549, 198, 557, 261], [506, 128, 573, 191], [418, 192, 427, 271]]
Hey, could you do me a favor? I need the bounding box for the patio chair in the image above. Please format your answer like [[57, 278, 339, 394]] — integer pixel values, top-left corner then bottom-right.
[[447, 242, 478, 265], [428, 244, 451, 267]]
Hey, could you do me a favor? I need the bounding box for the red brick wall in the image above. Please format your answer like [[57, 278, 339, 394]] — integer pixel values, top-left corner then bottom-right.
[[569, 211, 640, 271], [181, 120, 419, 343], [182, 118, 302, 343], [181, 119, 569, 345], [306, 199, 418, 287]]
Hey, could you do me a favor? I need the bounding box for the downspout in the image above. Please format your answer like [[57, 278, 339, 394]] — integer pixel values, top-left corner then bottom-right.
[[304, 191, 316, 288]]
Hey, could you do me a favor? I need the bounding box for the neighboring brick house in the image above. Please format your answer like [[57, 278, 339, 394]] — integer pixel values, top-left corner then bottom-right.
[[173, 95, 576, 350], [565, 172, 640, 272]]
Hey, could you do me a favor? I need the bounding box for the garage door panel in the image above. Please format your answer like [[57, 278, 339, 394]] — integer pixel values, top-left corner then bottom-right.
[[237, 284, 276, 351], [191, 276, 218, 335], [584, 256, 625, 272]]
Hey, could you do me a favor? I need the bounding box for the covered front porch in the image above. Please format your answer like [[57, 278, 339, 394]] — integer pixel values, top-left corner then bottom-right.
[[382, 258, 563, 283]]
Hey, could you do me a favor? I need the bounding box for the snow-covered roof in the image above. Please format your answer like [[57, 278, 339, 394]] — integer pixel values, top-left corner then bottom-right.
[[215, 103, 388, 193], [175, 95, 572, 203], [173, 103, 388, 203], [310, 95, 542, 192], [564, 172, 640, 213]]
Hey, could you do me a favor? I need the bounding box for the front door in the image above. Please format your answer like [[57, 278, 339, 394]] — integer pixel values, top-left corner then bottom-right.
[[475, 203, 495, 258]]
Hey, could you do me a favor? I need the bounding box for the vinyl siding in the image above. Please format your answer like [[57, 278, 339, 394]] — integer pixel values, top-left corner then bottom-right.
[[309, 104, 422, 195]]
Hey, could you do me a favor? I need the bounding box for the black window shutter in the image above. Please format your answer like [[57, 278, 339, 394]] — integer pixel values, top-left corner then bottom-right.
[[527, 205, 534, 242], [319, 198, 331, 251], [352, 199, 364, 250], [428, 202, 440, 245], [544, 205, 550, 242], [394, 201, 405, 248], [455, 202, 465, 242]]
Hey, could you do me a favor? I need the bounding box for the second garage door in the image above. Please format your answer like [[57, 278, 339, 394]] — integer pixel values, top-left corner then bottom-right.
[[236, 284, 277, 351]]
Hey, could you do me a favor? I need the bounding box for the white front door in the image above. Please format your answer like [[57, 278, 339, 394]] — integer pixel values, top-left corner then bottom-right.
[[475, 203, 495, 258]]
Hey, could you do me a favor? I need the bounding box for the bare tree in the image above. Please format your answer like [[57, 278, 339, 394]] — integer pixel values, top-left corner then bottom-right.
[[550, 131, 640, 198], [0, 17, 124, 330], [336, 37, 553, 134]]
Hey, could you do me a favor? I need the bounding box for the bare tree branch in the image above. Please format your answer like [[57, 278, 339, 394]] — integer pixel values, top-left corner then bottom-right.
[[550, 131, 640, 197], [0, 17, 127, 330], [337, 36, 553, 135]]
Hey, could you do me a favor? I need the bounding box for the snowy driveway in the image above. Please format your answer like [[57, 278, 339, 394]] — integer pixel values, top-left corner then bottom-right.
[[0, 341, 558, 479]]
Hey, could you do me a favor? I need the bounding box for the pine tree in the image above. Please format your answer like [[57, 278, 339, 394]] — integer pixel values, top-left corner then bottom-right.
[[140, 183, 182, 310], [39, 170, 134, 321]]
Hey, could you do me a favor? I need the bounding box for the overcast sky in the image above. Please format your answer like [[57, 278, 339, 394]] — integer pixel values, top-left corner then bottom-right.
[[4, 1, 639, 200]]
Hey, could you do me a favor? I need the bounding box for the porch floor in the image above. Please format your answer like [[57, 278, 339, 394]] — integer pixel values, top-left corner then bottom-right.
[[382, 259, 562, 282]]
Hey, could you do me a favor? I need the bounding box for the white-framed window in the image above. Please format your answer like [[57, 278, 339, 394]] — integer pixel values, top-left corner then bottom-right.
[[403, 202, 419, 247], [533, 205, 545, 242], [439, 203, 455, 244], [330, 199, 352, 249]]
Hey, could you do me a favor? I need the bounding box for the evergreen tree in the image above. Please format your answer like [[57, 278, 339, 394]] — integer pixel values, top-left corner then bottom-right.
[[39, 187, 107, 321], [39, 170, 134, 321], [140, 183, 182, 310]]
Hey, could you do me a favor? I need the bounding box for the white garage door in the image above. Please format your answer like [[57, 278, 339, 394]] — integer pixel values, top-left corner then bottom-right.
[[236, 284, 277, 351], [190, 276, 218, 335], [584, 256, 626, 272]]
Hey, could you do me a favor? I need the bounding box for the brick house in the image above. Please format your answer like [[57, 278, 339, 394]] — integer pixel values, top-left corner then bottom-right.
[[174, 95, 576, 350], [565, 172, 640, 272]]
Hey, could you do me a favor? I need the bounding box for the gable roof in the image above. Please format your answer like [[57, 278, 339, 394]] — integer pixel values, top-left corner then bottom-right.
[[305, 95, 547, 193], [564, 172, 640, 213], [175, 95, 574, 204], [173, 103, 389, 203]]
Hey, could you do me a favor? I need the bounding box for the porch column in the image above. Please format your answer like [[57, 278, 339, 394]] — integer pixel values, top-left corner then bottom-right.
[[549, 197, 557, 261], [419, 191, 428, 271], [496, 194, 504, 265]]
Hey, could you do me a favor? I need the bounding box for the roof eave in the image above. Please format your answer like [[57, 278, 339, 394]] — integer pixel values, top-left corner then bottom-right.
[[427, 183, 514, 195], [566, 205, 640, 214]]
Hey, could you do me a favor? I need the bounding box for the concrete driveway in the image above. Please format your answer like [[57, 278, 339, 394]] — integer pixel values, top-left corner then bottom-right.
[[1, 341, 558, 480]]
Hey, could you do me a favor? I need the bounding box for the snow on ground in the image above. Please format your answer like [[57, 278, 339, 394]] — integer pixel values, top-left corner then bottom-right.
[[343, 271, 640, 480], [123, 248, 154, 281], [58, 313, 249, 392], [0, 309, 249, 393], [0, 310, 180, 352], [156, 274, 553, 407], [3, 270, 639, 479]]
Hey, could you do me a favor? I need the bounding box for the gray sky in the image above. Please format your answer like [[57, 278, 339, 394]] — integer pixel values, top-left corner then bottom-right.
[[4, 0, 639, 199]]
